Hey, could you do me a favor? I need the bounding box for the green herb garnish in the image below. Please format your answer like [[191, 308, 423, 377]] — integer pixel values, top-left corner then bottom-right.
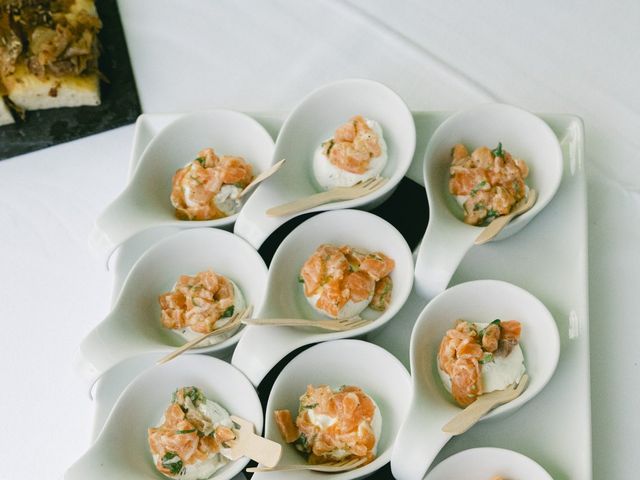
[[176, 429, 196, 434], [302, 403, 318, 410], [182, 386, 206, 407], [513, 181, 521, 195], [161, 452, 183, 475], [221, 306, 235, 318], [298, 275, 305, 283], [294, 433, 311, 453], [486, 209, 498, 218], [470, 181, 488, 196], [491, 319, 501, 326], [195, 156, 206, 166], [492, 142, 504, 158], [473, 202, 486, 211], [479, 352, 494, 364]]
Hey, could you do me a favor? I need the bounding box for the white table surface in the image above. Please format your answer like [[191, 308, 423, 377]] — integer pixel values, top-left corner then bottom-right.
[[0, 1, 638, 479]]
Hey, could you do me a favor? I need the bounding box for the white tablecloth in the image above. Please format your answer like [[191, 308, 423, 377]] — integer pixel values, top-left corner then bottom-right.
[[1, 1, 638, 479]]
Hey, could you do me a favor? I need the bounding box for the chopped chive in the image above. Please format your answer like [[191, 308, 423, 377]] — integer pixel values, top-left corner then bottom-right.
[[492, 142, 504, 158]]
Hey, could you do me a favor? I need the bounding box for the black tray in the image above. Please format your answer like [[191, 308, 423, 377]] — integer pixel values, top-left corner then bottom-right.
[[0, 0, 141, 160]]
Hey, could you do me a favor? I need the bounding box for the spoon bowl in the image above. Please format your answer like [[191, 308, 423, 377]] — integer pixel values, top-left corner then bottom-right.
[[414, 103, 563, 299], [234, 78, 416, 249], [425, 447, 553, 480], [65, 355, 263, 480], [78, 228, 268, 383], [89, 109, 275, 262], [254, 339, 411, 480], [390, 280, 560, 480], [231, 209, 414, 386]]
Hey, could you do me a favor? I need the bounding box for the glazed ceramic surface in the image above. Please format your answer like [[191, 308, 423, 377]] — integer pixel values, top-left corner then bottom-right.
[[390, 279, 560, 480], [78, 228, 268, 383], [89, 110, 275, 263], [255, 339, 411, 480], [414, 103, 563, 299], [90, 111, 590, 480], [425, 447, 553, 479], [231, 209, 414, 386], [234, 79, 416, 249], [66, 355, 263, 480]]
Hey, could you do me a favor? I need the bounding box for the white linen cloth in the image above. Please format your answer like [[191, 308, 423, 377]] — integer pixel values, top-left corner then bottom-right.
[[0, 1, 638, 478]]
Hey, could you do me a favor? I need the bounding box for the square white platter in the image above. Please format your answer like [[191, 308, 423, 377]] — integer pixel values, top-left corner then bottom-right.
[[90, 111, 590, 480]]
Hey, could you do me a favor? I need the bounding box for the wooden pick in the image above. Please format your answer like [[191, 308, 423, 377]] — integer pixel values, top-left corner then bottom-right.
[[474, 189, 538, 245], [226, 415, 282, 468], [442, 373, 529, 435], [239, 158, 286, 198], [156, 306, 252, 366]]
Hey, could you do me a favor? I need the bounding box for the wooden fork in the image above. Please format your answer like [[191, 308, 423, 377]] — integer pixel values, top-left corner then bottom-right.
[[266, 176, 388, 217], [442, 373, 529, 435], [241, 316, 371, 332], [246, 456, 367, 473], [156, 306, 252, 365], [239, 158, 286, 198]]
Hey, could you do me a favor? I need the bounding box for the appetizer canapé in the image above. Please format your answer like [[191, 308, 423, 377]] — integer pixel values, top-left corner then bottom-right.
[[313, 115, 387, 189], [300, 244, 395, 319], [449, 143, 530, 225], [0, 0, 102, 124], [148, 387, 236, 480], [159, 270, 245, 345], [171, 148, 254, 220], [274, 384, 381, 465], [437, 319, 525, 407]]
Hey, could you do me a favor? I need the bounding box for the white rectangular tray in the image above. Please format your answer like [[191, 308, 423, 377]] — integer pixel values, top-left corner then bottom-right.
[[92, 111, 590, 479]]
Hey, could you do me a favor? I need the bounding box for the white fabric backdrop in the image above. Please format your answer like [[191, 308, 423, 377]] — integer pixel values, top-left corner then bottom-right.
[[0, 1, 638, 478]]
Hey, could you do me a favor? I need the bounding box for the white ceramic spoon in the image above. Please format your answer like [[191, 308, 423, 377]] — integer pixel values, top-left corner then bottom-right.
[[390, 280, 560, 480], [77, 228, 268, 386], [65, 355, 263, 480], [231, 209, 414, 386], [89, 109, 275, 265], [414, 103, 563, 300], [253, 339, 412, 480], [425, 447, 553, 479], [233, 78, 416, 249]]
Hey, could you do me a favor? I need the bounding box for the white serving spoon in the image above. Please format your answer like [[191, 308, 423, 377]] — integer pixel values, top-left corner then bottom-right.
[[77, 228, 268, 388], [252, 339, 411, 480], [89, 109, 275, 265], [390, 280, 560, 480], [425, 447, 553, 480], [231, 209, 414, 386], [65, 355, 264, 480], [233, 78, 416, 249], [413, 103, 563, 300]]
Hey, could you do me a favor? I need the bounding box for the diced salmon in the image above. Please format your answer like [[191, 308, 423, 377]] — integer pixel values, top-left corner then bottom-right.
[[274, 409, 299, 443]]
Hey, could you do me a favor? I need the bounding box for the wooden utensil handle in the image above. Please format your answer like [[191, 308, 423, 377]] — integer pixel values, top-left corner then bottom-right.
[[242, 434, 282, 468], [243, 318, 316, 327], [266, 190, 339, 217]]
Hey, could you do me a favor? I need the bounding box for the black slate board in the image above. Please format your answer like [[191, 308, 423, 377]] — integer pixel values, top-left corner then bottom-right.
[[0, 0, 141, 160], [249, 177, 430, 479]]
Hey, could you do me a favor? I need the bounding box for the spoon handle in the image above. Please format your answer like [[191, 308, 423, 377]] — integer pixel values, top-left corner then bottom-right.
[[414, 221, 477, 300], [391, 400, 452, 480]]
